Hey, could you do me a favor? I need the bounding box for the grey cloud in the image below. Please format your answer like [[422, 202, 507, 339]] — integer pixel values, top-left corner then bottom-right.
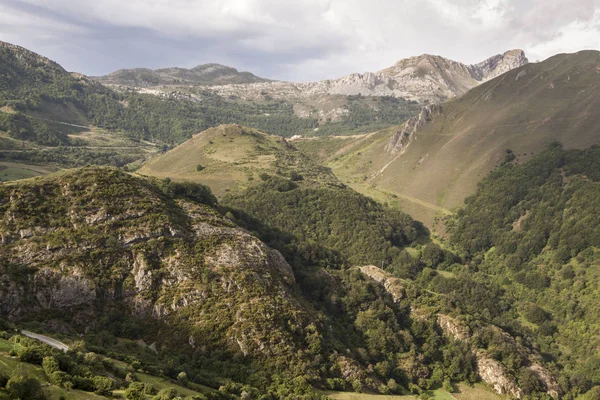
[[1, 0, 599, 81]]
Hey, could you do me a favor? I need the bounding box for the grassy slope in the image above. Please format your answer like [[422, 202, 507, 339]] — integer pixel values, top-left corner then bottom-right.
[[293, 126, 451, 228], [0, 336, 209, 399], [312, 51, 600, 228], [0, 161, 59, 181], [322, 383, 504, 400], [138, 124, 339, 196]]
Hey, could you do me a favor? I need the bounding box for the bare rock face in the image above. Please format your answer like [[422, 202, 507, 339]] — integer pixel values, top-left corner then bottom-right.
[[434, 314, 560, 399], [468, 50, 528, 81], [476, 351, 524, 398], [358, 265, 405, 301], [385, 104, 442, 154], [436, 314, 470, 342], [528, 363, 560, 398]]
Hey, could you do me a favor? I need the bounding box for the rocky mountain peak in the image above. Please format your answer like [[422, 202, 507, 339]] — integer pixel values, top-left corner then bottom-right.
[[469, 49, 528, 81]]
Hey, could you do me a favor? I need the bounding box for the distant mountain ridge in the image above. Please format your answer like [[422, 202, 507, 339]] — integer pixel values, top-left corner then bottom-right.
[[98, 49, 527, 103], [197, 49, 528, 103], [308, 50, 600, 227], [94, 63, 271, 86]]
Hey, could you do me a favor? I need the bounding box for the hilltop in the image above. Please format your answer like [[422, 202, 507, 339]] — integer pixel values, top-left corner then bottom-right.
[[137, 124, 341, 196], [305, 50, 600, 226], [95, 63, 271, 87]]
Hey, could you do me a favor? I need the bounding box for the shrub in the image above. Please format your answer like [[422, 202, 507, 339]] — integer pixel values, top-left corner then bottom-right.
[[42, 355, 60, 376], [16, 345, 44, 364], [93, 375, 114, 395], [125, 382, 146, 400], [153, 387, 178, 400], [6, 374, 46, 400]]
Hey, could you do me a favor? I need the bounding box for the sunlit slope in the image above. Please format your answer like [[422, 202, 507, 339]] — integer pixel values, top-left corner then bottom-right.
[[317, 51, 600, 227], [138, 124, 338, 196]]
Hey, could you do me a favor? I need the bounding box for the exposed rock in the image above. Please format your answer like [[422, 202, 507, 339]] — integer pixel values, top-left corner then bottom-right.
[[385, 104, 442, 154], [476, 351, 524, 398], [104, 50, 527, 105], [529, 363, 560, 398], [359, 265, 405, 301], [437, 314, 470, 342]]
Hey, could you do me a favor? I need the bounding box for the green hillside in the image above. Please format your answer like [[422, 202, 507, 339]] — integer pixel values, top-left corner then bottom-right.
[[137, 124, 340, 196], [315, 51, 600, 227], [442, 144, 600, 393], [0, 40, 419, 167], [0, 166, 487, 398]]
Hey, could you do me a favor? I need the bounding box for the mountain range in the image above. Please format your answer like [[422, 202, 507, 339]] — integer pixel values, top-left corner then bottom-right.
[[94, 63, 271, 87], [97, 49, 528, 104], [1, 39, 600, 400]]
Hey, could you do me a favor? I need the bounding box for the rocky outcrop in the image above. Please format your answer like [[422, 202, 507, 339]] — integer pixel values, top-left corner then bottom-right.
[[436, 314, 470, 342], [0, 167, 309, 363], [529, 363, 560, 398], [435, 314, 560, 399], [385, 104, 442, 154], [468, 49, 528, 81], [476, 351, 524, 398], [359, 265, 405, 302]]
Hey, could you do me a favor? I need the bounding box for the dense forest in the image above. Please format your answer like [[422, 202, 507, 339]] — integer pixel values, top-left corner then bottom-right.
[[441, 144, 600, 398]]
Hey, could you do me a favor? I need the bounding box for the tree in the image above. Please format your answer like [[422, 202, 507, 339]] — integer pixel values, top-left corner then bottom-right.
[[124, 382, 146, 400], [153, 387, 178, 400], [6, 373, 46, 400], [93, 376, 113, 395], [42, 356, 60, 376], [177, 371, 189, 386], [421, 243, 444, 268]]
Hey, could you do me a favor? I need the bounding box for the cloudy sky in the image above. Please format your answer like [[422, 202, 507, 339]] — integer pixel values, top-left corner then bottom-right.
[[1, 0, 599, 81]]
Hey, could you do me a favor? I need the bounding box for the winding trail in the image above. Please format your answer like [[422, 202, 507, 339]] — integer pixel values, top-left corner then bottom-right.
[[21, 330, 69, 353]]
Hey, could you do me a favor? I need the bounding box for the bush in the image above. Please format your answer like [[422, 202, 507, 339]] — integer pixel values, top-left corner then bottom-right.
[[0, 371, 8, 388], [16, 345, 44, 364], [524, 304, 549, 325], [125, 382, 146, 400], [6, 374, 46, 400], [177, 371, 189, 386], [93, 375, 114, 395], [42, 355, 60, 376], [49, 371, 72, 388], [153, 387, 178, 400]]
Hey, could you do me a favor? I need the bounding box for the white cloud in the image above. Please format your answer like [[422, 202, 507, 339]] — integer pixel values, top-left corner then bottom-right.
[[2, 0, 600, 80]]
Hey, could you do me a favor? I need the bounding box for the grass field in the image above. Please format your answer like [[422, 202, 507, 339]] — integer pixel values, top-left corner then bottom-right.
[[0, 334, 214, 399], [0, 161, 59, 181], [323, 383, 504, 400], [0, 338, 14, 352]]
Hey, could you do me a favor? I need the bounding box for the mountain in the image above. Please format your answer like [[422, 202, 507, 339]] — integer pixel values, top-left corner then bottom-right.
[[95, 63, 271, 87], [307, 50, 600, 227], [445, 144, 600, 395], [137, 124, 341, 196], [0, 164, 563, 398], [0, 39, 420, 170], [197, 50, 527, 104]]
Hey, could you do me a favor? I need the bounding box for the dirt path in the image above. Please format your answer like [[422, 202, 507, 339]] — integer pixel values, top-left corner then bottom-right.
[[21, 330, 69, 353]]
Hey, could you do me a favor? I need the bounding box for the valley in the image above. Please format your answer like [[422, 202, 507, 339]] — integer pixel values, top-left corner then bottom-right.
[[1, 36, 600, 400]]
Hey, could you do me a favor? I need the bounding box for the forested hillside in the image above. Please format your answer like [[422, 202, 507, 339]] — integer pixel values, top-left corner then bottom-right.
[[0, 167, 503, 399], [443, 144, 600, 397]]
